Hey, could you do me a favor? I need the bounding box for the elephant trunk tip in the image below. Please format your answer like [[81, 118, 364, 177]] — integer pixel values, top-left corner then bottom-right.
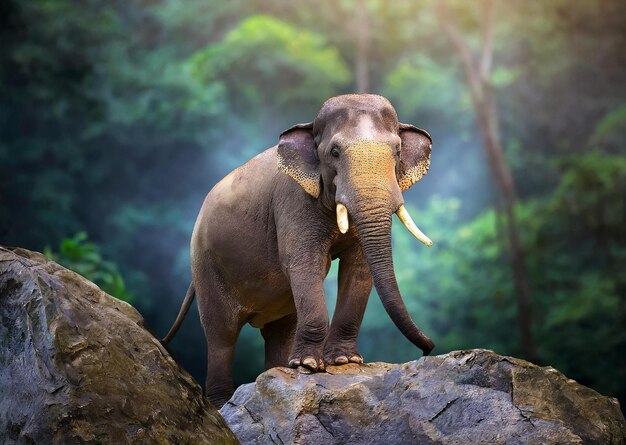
[[421, 336, 435, 356]]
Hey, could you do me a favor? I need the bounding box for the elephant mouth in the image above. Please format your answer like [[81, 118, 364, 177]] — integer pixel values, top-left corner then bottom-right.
[[335, 202, 432, 247]]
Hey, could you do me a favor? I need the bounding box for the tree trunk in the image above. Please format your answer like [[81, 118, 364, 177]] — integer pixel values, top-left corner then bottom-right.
[[439, 0, 537, 361], [474, 85, 537, 362], [354, 0, 370, 93]]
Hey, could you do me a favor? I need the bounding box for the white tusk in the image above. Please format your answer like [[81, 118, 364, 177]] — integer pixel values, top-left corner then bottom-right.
[[336, 204, 349, 234], [396, 205, 433, 247]]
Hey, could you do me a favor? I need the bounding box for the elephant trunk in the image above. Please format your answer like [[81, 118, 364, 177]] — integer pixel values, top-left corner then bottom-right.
[[352, 198, 434, 355]]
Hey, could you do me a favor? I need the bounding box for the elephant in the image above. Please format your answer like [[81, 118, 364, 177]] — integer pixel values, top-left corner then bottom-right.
[[162, 94, 435, 408]]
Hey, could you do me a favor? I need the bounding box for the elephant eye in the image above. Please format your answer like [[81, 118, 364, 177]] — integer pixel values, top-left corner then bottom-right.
[[395, 143, 401, 157], [330, 145, 340, 158]]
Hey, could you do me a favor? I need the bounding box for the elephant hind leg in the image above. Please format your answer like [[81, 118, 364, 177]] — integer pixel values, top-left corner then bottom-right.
[[204, 330, 241, 408], [195, 273, 246, 408], [261, 313, 297, 370]]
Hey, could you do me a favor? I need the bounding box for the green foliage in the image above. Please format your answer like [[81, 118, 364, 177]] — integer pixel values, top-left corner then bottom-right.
[[590, 104, 626, 151], [45, 233, 134, 303], [551, 151, 626, 236], [530, 153, 626, 396], [189, 15, 350, 115], [183, 14, 352, 163], [490, 66, 519, 88], [383, 55, 469, 126]]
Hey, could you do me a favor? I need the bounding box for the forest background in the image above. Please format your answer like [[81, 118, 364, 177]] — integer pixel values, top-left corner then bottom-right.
[[2, 0, 625, 411]]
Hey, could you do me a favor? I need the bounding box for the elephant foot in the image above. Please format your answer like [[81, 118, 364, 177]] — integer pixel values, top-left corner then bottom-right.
[[326, 354, 363, 365], [324, 344, 363, 365], [288, 344, 325, 372], [205, 385, 235, 409], [288, 355, 325, 372]]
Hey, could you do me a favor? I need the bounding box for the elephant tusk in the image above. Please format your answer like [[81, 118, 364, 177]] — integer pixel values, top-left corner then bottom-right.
[[396, 205, 433, 247], [336, 203, 349, 234]]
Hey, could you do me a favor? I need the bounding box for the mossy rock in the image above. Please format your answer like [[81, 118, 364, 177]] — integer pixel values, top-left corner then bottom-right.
[[0, 246, 239, 445]]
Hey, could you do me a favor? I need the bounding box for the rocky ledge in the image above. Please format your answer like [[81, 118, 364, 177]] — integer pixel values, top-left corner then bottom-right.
[[221, 349, 626, 445], [2, 246, 624, 445], [0, 247, 238, 444]]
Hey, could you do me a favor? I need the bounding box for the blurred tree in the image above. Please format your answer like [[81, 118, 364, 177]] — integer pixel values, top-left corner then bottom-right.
[[505, 0, 626, 158], [249, 0, 425, 95], [437, 0, 536, 361], [189, 14, 350, 112], [353, 0, 370, 92], [0, 0, 238, 384], [187, 14, 350, 163]]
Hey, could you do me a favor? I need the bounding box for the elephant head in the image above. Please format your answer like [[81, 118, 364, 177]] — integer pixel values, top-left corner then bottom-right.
[[277, 94, 435, 355]]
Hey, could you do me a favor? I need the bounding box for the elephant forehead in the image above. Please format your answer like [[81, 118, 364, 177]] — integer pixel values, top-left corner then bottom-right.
[[345, 140, 393, 157], [344, 141, 396, 177]]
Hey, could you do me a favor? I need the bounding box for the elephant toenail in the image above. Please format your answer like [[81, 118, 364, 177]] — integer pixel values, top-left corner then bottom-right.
[[289, 359, 301, 367], [349, 355, 363, 363], [302, 357, 318, 369], [334, 356, 349, 364]]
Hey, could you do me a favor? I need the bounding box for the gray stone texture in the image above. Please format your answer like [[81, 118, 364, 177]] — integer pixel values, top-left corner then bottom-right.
[[221, 349, 625, 445], [0, 246, 239, 445]]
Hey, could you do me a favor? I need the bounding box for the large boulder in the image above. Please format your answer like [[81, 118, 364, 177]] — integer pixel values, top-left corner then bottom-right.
[[221, 349, 626, 445], [0, 246, 239, 445]]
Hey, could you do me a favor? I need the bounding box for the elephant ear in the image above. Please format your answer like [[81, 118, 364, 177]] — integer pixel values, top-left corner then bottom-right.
[[397, 123, 433, 191], [277, 122, 320, 198]]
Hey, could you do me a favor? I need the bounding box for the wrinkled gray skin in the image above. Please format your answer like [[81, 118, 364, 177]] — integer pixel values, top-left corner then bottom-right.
[[164, 94, 435, 408]]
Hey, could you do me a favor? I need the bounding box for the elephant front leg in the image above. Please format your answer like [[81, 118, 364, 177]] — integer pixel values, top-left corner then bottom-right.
[[287, 266, 329, 372], [324, 247, 372, 365]]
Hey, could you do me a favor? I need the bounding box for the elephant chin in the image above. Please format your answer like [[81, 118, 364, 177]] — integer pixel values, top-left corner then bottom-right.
[[352, 200, 434, 355]]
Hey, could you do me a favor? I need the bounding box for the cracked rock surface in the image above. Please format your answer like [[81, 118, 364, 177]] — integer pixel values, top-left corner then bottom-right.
[[221, 349, 625, 445], [0, 246, 239, 445]]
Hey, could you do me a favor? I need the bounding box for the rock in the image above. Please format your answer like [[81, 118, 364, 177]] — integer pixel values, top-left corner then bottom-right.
[[221, 349, 626, 445], [0, 246, 239, 445]]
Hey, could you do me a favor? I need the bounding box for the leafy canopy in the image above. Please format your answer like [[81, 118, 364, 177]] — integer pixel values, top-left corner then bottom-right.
[[189, 15, 350, 115]]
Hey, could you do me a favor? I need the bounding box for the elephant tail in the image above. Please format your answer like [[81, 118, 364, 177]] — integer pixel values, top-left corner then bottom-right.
[[161, 282, 195, 345]]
